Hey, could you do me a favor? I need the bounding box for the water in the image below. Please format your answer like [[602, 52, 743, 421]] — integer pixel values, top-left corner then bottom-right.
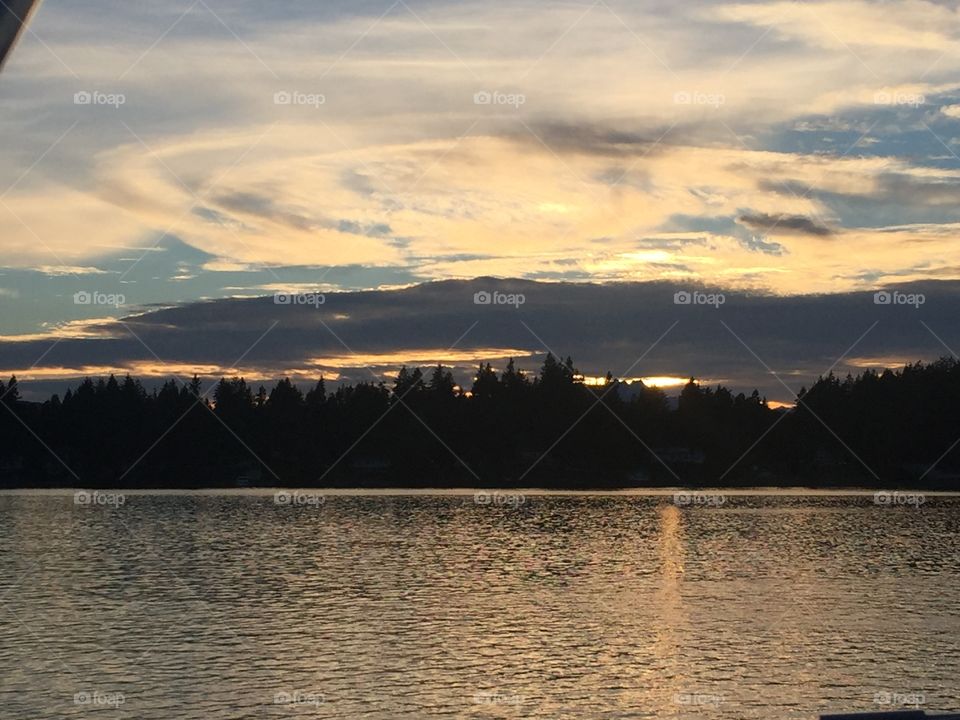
[[0, 491, 958, 719]]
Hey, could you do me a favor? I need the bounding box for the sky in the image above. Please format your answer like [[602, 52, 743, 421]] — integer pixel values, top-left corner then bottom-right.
[[1, 0, 960, 399]]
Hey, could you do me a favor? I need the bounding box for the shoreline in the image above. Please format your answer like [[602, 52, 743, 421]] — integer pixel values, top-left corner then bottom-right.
[[3, 486, 958, 496]]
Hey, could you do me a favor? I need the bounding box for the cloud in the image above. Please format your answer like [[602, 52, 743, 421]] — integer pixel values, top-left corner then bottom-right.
[[713, 0, 960, 51], [737, 235, 787, 255], [872, 173, 960, 207], [737, 212, 834, 237], [32, 265, 110, 276], [3, 278, 960, 405], [514, 122, 676, 158], [5, 0, 960, 335]]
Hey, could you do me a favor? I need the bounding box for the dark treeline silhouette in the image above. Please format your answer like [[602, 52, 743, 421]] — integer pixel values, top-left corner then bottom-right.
[[1, 355, 960, 488]]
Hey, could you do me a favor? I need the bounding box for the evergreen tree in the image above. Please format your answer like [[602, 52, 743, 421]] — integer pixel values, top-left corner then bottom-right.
[[393, 366, 424, 398], [306, 377, 327, 409], [428, 364, 456, 396]]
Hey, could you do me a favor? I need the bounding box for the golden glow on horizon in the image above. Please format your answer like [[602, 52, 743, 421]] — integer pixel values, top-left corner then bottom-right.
[[580, 375, 712, 389], [0, 349, 538, 383], [303, 349, 539, 369], [0, 363, 343, 383], [640, 376, 693, 389], [0, 318, 125, 343], [846, 356, 925, 369]]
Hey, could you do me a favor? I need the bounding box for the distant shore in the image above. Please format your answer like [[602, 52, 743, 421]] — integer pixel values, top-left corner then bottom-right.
[[2, 357, 960, 492], [2, 480, 958, 493]]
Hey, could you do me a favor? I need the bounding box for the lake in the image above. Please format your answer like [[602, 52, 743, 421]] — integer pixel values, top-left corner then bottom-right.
[[0, 490, 958, 719]]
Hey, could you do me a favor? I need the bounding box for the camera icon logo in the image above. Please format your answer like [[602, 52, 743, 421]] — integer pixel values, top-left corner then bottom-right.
[[474, 91, 492, 105], [274, 491, 292, 506], [673, 290, 691, 305], [873, 291, 891, 305], [74, 91, 92, 105], [473, 291, 492, 305], [474, 491, 492, 505], [274, 91, 292, 105], [74, 291, 92, 305]]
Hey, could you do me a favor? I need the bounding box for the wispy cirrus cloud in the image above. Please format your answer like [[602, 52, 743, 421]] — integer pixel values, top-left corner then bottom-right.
[[3, 0, 960, 340]]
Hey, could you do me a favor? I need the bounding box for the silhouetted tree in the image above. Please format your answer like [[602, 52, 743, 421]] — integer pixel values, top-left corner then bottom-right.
[[471, 363, 499, 402], [394, 366, 425, 399], [306, 377, 327, 409], [4, 357, 960, 489]]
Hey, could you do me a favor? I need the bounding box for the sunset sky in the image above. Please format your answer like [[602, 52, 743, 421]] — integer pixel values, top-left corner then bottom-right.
[[1, 0, 959, 398]]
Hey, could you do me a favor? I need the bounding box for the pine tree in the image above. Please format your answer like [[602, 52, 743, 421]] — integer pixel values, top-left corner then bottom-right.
[[471, 363, 499, 401], [428, 364, 455, 396], [306, 377, 327, 409]]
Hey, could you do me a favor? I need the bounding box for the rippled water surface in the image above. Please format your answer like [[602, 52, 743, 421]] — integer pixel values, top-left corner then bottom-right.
[[1, 491, 959, 719]]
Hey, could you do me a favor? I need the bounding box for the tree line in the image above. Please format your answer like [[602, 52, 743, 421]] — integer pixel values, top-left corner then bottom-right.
[[0, 354, 958, 488]]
